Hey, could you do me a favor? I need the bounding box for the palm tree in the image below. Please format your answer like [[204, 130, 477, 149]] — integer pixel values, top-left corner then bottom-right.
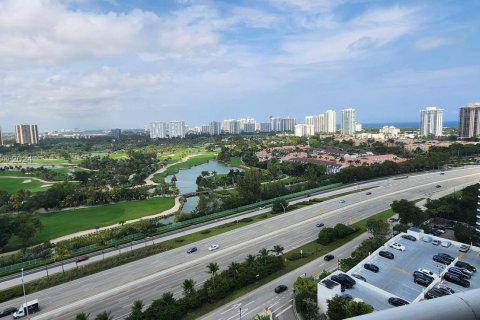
[[228, 262, 241, 282], [182, 278, 196, 298], [54, 244, 69, 276], [75, 312, 90, 320], [246, 254, 256, 266], [94, 311, 113, 320], [207, 262, 220, 285], [272, 245, 284, 256], [258, 248, 269, 265], [125, 300, 143, 320]]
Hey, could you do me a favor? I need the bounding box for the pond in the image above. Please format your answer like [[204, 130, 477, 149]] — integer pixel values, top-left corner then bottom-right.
[[165, 160, 241, 213]]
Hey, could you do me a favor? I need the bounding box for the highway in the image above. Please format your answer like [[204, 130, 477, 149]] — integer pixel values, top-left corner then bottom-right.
[[200, 232, 371, 320], [0, 167, 478, 320]]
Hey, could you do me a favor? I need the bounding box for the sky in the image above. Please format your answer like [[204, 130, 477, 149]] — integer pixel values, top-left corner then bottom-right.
[[0, 0, 479, 130]]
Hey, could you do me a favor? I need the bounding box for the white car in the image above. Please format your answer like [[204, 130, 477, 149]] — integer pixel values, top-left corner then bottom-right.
[[208, 244, 219, 251], [441, 241, 452, 248], [389, 242, 406, 251], [339, 200, 346, 203], [418, 268, 438, 279]]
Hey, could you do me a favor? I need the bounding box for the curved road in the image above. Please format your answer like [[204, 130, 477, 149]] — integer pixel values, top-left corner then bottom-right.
[[0, 167, 478, 320]]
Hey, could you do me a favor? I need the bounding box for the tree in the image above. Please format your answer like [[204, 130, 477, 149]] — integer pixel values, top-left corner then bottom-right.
[[0, 216, 13, 251], [253, 314, 271, 320], [272, 199, 288, 214], [75, 313, 90, 320], [236, 169, 262, 204], [182, 279, 195, 299], [366, 218, 390, 237], [94, 311, 113, 320], [125, 300, 143, 320], [54, 243, 69, 276], [327, 295, 347, 320], [258, 248, 269, 265], [391, 199, 427, 226], [345, 301, 374, 318], [13, 213, 42, 246], [318, 227, 336, 245], [272, 245, 284, 256], [207, 262, 220, 285]]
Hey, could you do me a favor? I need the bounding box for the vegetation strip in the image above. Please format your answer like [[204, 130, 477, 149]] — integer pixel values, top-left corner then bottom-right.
[[0, 187, 370, 302]]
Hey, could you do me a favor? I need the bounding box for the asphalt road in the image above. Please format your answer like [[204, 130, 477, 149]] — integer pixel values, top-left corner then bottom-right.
[[0, 167, 478, 320], [200, 232, 372, 320]]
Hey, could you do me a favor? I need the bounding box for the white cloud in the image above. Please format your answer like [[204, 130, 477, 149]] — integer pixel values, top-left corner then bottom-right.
[[414, 36, 452, 51], [269, 0, 343, 13]]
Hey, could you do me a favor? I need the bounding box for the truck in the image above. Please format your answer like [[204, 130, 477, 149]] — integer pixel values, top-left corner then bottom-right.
[[12, 299, 39, 319]]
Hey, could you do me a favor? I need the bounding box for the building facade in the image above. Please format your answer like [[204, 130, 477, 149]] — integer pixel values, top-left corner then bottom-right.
[[15, 124, 39, 145], [169, 121, 186, 138], [260, 122, 272, 132], [209, 121, 221, 135], [324, 109, 336, 133], [111, 128, 122, 139], [294, 124, 314, 137], [341, 108, 356, 135], [149, 122, 168, 139], [0, 127, 3, 146], [270, 117, 297, 132], [420, 107, 443, 137], [459, 102, 480, 139]]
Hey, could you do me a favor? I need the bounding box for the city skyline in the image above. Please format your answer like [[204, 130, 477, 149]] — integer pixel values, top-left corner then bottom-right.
[[0, 0, 478, 129]]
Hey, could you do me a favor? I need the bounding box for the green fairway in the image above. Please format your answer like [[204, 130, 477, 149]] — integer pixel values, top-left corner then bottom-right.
[[6, 197, 176, 249], [0, 177, 51, 193]]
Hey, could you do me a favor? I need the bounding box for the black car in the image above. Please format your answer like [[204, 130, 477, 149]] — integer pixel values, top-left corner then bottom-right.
[[351, 273, 367, 282], [316, 222, 325, 228], [274, 284, 288, 293], [424, 288, 447, 300], [331, 273, 356, 289], [414, 276, 432, 287], [364, 263, 379, 273], [433, 255, 450, 265], [436, 185, 442, 188], [444, 272, 470, 288], [379, 251, 394, 259], [366, 192, 372, 195], [401, 234, 417, 241], [186, 247, 198, 254], [0, 307, 17, 318], [324, 254, 334, 261], [342, 294, 353, 300], [437, 253, 455, 263], [455, 261, 477, 272], [448, 267, 471, 279], [431, 230, 443, 237], [413, 271, 434, 282], [388, 297, 409, 307]]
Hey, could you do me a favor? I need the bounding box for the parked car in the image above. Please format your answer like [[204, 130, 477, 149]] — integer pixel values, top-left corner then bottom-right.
[[379, 251, 394, 259], [441, 241, 452, 248], [455, 261, 477, 272], [389, 242, 406, 251], [76, 255, 89, 263], [413, 271, 434, 282], [364, 263, 379, 273], [186, 247, 197, 254], [425, 288, 448, 300], [432, 255, 450, 265], [324, 254, 335, 261], [440, 172, 445, 175], [422, 236, 432, 243], [331, 273, 356, 289], [444, 272, 470, 288], [432, 240, 441, 246], [418, 268, 438, 279], [274, 285, 288, 293], [436, 284, 455, 295], [437, 253, 455, 263], [448, 267, 471, 279], [316, 222, 325, 228], [0, 307, 17, 318], [402, 234, 417, 241], [388, 297, 409, 307], [351, 274, 367, 282], [459, 244, 470, 252], [342, 294, 353, 300], [208, 244, 219, 251], [414, 276, 432, 287]]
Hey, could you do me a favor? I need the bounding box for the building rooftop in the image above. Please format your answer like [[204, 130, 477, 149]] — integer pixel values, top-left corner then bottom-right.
[[319, 231, 480, 313]]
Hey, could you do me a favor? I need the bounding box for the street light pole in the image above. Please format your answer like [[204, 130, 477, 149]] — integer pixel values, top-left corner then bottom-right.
[[21, 268, 30, 319], [239, 307, 242, 320]]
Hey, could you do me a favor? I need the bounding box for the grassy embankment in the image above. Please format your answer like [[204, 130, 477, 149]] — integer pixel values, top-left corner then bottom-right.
[[152, 153, 217, 183], [5, 197, 176, 250]]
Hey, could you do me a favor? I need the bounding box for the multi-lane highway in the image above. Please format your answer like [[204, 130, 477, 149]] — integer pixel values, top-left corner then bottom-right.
[[0, 167, 478, 320]]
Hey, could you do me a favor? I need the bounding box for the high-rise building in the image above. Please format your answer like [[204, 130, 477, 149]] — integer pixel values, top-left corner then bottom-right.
[[209, 121, 221, 135], [15, 124, 39, 145], [111, 128, 122, 139], [355, 122, 362, 132], [260, 122, 272, 132], [149, 122, 168, 139], [169, 121, 186, 138], [341, 109, 356, 135], [239, 118, 256, 131], [200, 125, 210, 134], [294, 124, 314, 137], [324, 110, 336, 133], [270, 117, 296, 132], [459, 102, 480, 139], [318, 114, 326, 133], [0, 127, 3, 146], [228, 120, 240, 134], [243, 123, 256, 133], [420, 107, 443, 137]]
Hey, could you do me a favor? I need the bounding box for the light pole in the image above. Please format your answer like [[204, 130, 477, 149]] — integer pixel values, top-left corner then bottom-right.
[[239, 307, 242, 320], [21, 268, 29, 319]]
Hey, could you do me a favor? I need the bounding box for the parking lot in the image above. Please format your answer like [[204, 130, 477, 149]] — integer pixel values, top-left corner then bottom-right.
[[348, 234, 480, 303]]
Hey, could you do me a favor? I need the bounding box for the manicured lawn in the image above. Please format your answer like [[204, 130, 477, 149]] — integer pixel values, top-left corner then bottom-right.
[[6, 197, 176, 249], [229, 156, 242, 167], [0, 177, 51, 193]]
